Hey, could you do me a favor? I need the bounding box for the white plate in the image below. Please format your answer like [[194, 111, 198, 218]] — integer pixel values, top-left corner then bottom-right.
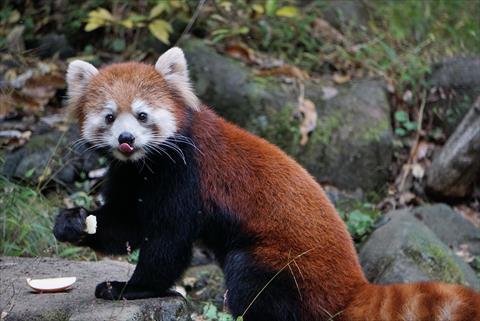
[[26, 277, 76, 293]]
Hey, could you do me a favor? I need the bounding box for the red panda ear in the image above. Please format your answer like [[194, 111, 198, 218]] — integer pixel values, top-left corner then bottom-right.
[[155, 47, 200, 111], [66, 60, 99, 117]]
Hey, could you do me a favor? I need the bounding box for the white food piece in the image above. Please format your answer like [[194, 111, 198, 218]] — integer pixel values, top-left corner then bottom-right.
[[172, 285, 187, 298], [85, 215, 97, 234], [26, 277, 76, 293]]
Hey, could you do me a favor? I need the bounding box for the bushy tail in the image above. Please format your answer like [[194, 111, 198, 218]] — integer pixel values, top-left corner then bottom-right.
[[343, 282, 480, 321]]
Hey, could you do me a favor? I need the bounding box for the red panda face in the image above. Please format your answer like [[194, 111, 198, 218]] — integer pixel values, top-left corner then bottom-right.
[[66, 48, 199, 161]]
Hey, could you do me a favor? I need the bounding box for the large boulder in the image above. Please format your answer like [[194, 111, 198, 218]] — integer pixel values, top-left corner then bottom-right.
[[183, 38, 393, 192], [0, 256, 189, 321], [427, 56, 480, 134], [318, 0, 369, 30], [411, 204, 480, 256], [2, 121, 100, 188], [359, 209, 480, 290]]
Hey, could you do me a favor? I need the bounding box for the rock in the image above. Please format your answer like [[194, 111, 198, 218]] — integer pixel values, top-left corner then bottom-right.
[[425, 97, 480, 198], [359, 209, 480, 290], [31, 33, 75, 59], [298, 79, 392, 192], [181, 264, 225, 314], [6, 26, 25, 53], [411, 204, 480, 256], [319, 0, 369, 30], [182, 38, 393, 192], [427, 56, 480, 134], [0, 256, 190, 321], [2, 123, 100, 188]]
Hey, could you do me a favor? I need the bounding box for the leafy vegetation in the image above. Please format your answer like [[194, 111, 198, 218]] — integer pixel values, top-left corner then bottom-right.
[[0, 175, 94, 259], [337, 202, 381, 243]]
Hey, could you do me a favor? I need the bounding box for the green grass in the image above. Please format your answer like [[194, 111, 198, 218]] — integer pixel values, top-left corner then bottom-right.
[[0, 176, 94, 260]]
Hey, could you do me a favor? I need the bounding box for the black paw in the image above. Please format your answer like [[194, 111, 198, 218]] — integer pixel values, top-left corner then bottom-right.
[[95, 281, 126, 300], [53, 207, 88, 244], [95, 281, 178, 300]]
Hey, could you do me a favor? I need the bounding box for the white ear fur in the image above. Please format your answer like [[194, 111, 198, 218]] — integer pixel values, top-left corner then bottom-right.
[[155, 47, 200, 111], [66, 60, 99, 105]]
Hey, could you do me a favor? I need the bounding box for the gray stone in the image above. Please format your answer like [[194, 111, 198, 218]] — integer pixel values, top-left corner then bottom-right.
[[427, 56, 480, 134], [2, 124, 100, 187], [182, 38, 393, 192], [425, 98, 480, 198], [0, 256, 189, 321], [319, 0, 368, 30], [411, 204, 480, 255], [34, 33, 75, 59], [181, 264, 225, 314], [359, 210, 480, 290]]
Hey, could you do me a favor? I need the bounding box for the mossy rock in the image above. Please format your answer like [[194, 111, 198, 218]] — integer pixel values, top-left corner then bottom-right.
[[359, 209, 480, 290], [182, 38, 393, 192], [2, 124, 100, 187]]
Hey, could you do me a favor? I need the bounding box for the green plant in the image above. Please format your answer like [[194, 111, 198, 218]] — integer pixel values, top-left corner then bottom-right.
[[0, 176, 94, 260], [338, 203, 380, 242], [84, 3, 186, 46], [202, 303, 238, 321], [394, 110, 417, 137]]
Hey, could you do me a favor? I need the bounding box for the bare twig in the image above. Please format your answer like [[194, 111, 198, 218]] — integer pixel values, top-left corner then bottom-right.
[[175, 0, 207, 46], [398, 90, 427, 192]]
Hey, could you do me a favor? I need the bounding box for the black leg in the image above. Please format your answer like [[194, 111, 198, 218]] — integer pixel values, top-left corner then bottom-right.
[[96, 235, 193, 300], [223, 251, 300, 321]]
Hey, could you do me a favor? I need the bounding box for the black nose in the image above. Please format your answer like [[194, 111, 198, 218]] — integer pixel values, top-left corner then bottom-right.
[[118, 132, 135, 145]]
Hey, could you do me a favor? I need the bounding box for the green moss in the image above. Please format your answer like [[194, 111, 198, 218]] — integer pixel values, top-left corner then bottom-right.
[[361, 118, 390, 142], [406, 241, 465, 285], [256, 104, 301, 155], [309, 110, 344, 146]]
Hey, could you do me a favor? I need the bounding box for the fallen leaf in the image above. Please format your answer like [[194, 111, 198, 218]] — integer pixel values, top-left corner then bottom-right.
[[298, 98, 317, 146], [411, 163, 425, 179], [455, 205, 480, 228], [398, 191, 416, 205], [333, 73, 351, 84], [455, 244, 474, 263], [225, 43, 256, 63], [311, 18, 347, 44], [256, 65, 309, 80], [321, 86, 338, 100]]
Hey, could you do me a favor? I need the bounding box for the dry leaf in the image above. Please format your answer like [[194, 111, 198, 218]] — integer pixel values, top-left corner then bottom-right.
[[455, 244, 474, 263], [321, 86, 338, 100], [298, 98, 317, 146], [455, 205, 480, 228], [225, 43, 256, 63], [256, 65, 309, 80], [333, 73, 351, 84], [311, 18, 347, 44], [411, 163, 425, 179], [398, 191, 416, 205]]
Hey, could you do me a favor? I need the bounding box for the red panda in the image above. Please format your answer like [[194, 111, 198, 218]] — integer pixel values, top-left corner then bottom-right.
[[53, 47, 480, 321]]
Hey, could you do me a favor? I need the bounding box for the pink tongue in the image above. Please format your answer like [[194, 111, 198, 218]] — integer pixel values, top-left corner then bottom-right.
[[119, 143, 134, 153]]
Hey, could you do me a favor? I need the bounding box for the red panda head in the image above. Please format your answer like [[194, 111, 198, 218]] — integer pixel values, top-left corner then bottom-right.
[[66, 48, 199, 161]]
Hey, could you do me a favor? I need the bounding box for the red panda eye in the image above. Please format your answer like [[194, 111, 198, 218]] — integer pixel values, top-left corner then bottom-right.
[[105, 114, 115, 124], [138, 112, 148, 122]]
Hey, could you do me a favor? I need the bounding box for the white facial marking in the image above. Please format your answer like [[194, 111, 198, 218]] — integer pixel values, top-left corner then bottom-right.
[[82, 100, 117, 142], [131, 98, 177, 138], [82, 98, 178, 162]]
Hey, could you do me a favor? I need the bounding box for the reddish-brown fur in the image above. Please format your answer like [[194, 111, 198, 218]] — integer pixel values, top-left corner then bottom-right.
[[80, 62, 480, 321]]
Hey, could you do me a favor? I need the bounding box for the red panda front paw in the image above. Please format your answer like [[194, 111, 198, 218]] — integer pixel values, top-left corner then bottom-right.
[[53, 207, 88, 244], [95, 281, 126, 300]]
